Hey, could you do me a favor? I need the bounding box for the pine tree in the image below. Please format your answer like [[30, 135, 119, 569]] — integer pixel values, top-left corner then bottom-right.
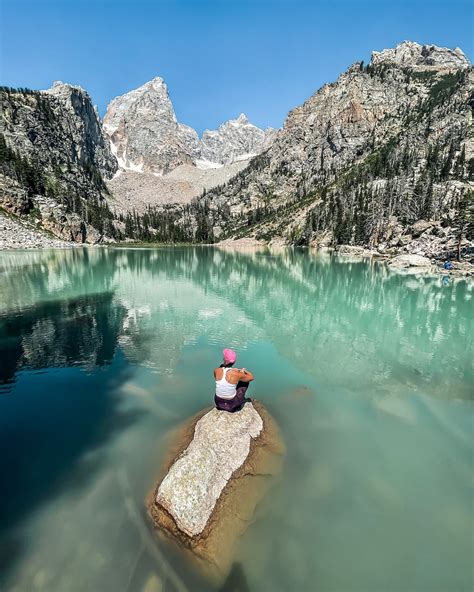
[[453, 191, 474, 261], [421, 180, 434, 220], [454, 145, 466, 179], [440, 141, 456, 180]]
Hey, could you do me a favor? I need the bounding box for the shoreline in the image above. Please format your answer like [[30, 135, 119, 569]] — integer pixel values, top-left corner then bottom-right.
[[0, 211, 79, 251], [1, 222, 472, 279]]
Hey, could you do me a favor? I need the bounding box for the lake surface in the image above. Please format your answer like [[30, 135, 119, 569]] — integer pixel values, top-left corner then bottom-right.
[[0, 247, 472, 592]]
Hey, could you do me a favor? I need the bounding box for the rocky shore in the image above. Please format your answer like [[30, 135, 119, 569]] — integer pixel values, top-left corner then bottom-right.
[[0, 211, 76, 250], [334, 245, 474, 277], [1, 220, 472, 278]]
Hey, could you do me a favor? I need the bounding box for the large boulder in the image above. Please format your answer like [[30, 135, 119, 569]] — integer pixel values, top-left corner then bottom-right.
[[147, 401, 284, 583], [388, 253, 433, 270], [336, 245, 378, 258], [409, 220, 436, 238]]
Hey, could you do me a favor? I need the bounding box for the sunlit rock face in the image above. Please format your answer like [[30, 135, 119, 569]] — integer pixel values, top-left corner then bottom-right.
[[44, 82, 118, 177], [388, 253, 433, 270], [156, 403, 264, 536], [195, 41, 472, 257], [200, 113, 276, 166], [103, 78, 274, 174], [0, 81, 117, 183], [103, 77, 197, 175], [370, 41, 470, 69]]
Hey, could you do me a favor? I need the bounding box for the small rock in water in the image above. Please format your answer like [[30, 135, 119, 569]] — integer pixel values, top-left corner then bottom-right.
[[147, 401, 285, 584]]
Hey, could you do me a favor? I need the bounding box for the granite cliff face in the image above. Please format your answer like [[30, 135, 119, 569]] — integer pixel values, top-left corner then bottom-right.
[[0, 83, 117, 243], [103, 77, 274, 174], [371, 41, 469, 69], [103, 77, 197, 174], [190, 41, 473, 258], [45, 82, 118, 177]]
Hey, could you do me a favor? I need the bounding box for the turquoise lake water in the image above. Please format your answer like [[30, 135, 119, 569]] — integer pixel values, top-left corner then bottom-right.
[[0, 247, 472, 592]]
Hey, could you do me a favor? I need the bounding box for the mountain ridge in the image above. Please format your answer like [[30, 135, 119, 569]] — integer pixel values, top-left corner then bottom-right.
[[103, 77, 275, 174], [0, 40, 472, 261], [0, 82, 117, 243], [169, 40, 473, 259]]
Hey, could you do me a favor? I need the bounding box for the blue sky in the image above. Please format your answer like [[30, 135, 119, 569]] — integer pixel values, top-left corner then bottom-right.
[[0, 0, 472, 134]]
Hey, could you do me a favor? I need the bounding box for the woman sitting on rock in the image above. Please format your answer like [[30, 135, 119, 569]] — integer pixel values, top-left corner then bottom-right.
[[214, 348, 254, 412]]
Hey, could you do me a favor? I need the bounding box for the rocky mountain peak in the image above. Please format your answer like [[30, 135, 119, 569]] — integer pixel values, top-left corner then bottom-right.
[[148, 76, 166, 88], [370, 40, 470, 69], [0, 83, 118, 244], [102, 77, 186, 173], [50, 80, 85, 92], [45, 81, 90, 109], [236, 113, 250, 124], [43, 81, 117, 178], [103, 78, 275, 173], [199, 113, 272, 165], [196, 40, 472, 256]]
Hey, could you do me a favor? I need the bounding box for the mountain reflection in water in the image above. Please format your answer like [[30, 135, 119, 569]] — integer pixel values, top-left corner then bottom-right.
[[0, 291, 126, 388], [1, 247, 471, 399], [0, 247, 472, 592]]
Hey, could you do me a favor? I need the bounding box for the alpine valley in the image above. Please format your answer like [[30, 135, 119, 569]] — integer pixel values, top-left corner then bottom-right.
[[0, 41, 473, 265]]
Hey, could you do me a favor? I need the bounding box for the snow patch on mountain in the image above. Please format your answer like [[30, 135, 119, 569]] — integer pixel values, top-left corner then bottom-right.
[[103, 79, 275, 174]]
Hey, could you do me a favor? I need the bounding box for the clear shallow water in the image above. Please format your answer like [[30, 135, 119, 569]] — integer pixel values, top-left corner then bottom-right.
[[0, 247, 472, 592]]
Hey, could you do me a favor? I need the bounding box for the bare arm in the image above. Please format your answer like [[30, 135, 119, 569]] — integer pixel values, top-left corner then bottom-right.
[[236, 368, 254, 382]]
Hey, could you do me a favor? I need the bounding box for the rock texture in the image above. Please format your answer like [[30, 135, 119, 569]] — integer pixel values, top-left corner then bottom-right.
[[107, 160, 250, 214], [388, 253, 433, 269], [183, 41, 473, 260], [0, 210, 76, 250], [200, 113, 276, 166], [103, 78, 274, 174], [371, 41, 470, 69], [103, 78, 197, 175], [0, 84, 117, 243], [157, 403, 263, 536], [45, 82, 117, 177], [148, 401, 284, 583]]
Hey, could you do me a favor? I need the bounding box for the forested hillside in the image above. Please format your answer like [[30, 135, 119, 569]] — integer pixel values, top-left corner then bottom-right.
[[0, 84, 117, 242], [1, 42, 472, 257], [188, 42, 474, 258]]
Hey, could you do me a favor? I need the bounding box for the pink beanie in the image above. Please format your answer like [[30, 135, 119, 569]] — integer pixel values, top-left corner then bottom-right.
[[223, 348, 237, 364]]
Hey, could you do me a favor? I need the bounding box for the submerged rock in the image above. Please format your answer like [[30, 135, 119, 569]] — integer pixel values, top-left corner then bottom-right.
[[156, 403, 263, 537], [147, 401, 284, 583]]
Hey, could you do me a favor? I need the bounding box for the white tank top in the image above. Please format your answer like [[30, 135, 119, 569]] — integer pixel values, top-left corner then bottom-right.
[[215, 367, 237, 399]]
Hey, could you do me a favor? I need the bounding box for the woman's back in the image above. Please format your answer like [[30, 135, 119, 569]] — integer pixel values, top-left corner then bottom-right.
[[214, 348, 255, 412], [215, 367, 238, 399]]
